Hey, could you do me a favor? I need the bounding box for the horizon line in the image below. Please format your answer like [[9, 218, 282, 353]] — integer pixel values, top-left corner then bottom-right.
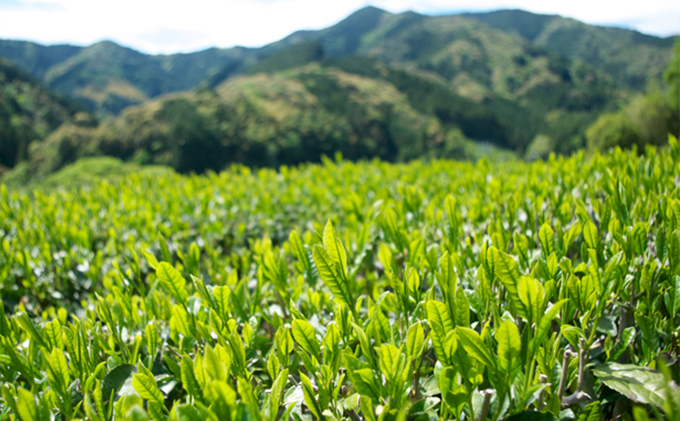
[[0, 5, 677, 56]]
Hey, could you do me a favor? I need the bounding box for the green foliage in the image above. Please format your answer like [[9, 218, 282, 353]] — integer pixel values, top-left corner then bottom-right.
[[1, 6, 674, 175], [3, 6, 672, 112], [1, 156, 172, 190], [0, 59, 86, 170], [4, 49, 622, 181], [0, 40, 246, 117], [664, 37, 680, 139], [466, 9, 674, 90], [244, 41, 324, 75], [9, 64, 485, 180], [1, 144, 680, 419], [577, 36, 680, 152], [592, 363, 680, 412], [586, 93, 675, 151]]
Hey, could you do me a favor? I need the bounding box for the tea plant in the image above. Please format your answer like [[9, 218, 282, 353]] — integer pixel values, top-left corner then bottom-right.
[[1, 140, 680, 420]]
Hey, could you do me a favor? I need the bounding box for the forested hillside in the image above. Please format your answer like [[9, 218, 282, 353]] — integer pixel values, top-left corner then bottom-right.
[[464, 9, 675, 89], [0, 59, 89, 172], [0, 6, 677, 184], [0, 7, 673, 117], [15, 53, 626, 179]]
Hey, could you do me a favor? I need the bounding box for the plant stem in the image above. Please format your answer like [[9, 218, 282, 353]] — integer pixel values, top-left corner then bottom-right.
[[557, 349, 574, 401], [537, 374, 548, 411], [478, 389, 494, 421]]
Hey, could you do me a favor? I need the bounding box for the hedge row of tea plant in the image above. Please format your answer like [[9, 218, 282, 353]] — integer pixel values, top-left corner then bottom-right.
[[1, 140, 680, 421]]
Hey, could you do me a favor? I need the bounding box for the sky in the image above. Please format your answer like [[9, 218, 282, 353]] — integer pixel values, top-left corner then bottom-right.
[[0, 0, 678, 54]]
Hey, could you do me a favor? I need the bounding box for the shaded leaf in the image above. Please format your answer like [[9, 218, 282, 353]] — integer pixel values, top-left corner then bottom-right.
[[592, 363, 678, 409], [102, 364, 135, 403]]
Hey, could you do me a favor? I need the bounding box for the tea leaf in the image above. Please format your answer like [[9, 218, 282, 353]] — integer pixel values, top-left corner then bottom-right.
[[156, 262, 188, 303]]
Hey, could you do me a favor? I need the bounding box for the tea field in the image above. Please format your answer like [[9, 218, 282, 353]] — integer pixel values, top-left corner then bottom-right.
[[1, 141, 680, 421]]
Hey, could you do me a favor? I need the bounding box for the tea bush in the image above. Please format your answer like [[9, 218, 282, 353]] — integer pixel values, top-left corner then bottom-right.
[[1, 139, 680, 420]]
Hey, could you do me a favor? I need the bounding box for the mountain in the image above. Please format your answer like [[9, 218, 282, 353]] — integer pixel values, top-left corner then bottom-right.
[[0, 58, 90, 171], [0, 40, 262, 116], [16, 54, 619, 179], [0, 7, 674, 117], [0, 6, 676, 183], [0, 40, 81, 79], [21, 61, 468, 177], [463, 9, 675, 90], [264, 6, 394, 57]]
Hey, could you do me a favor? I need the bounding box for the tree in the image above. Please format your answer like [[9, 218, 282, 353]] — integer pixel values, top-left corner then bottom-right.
[[663, 37, 679, 137]]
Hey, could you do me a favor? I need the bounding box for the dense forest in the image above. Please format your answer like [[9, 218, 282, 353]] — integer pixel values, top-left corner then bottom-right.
[[0, 7, 678, 184], [0, 59, 89, 170]]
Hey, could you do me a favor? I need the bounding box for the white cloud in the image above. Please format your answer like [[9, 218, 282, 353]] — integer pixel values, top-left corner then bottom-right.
[[0, 0, 677, 54]]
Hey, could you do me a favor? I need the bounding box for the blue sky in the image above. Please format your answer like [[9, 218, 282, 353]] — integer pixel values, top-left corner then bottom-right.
[[0, 0, 678, 54]]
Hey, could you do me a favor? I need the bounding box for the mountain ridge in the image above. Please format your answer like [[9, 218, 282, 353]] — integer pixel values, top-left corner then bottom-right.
[[0, 6, 674, 116]]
